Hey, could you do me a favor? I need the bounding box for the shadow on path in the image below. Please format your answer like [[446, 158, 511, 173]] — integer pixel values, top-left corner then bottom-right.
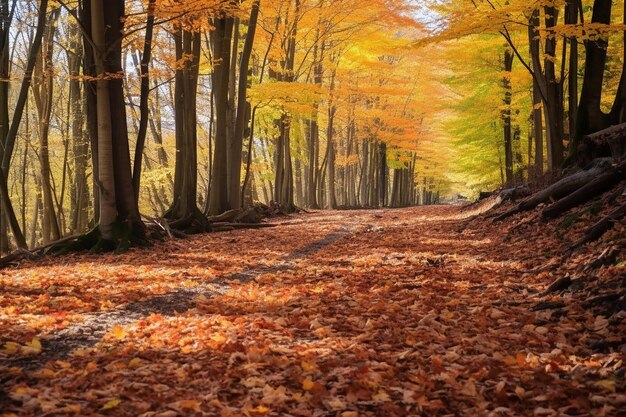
[[1, 226, 356, 371]]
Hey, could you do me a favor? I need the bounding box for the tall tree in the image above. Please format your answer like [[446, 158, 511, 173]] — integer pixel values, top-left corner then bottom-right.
[[167, 27, 207, 230], [208, 14, 235, 215], [86, 0, 145, 248]]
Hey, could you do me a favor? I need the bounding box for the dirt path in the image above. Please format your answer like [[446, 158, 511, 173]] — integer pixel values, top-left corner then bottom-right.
[[1, 206, 624, 416]]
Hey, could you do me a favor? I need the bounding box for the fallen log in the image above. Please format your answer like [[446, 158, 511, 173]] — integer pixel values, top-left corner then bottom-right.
[[235, 207, 263, 224], [495, 159, 613, 221], [572, 201, 626, 249], [210, 222, 276, 231], [542, 161, 626, 219], [500, 185, 531, 202], [0, 248, 39, 269], [579, 122, 626, 163], [207, 209, 242, 224]]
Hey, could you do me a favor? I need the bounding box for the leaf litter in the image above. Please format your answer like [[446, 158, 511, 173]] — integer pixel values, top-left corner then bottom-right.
[[0, 204, 624, 416]]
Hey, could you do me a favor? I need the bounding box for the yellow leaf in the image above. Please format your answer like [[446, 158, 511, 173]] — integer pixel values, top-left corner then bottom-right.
[[372, 390, 390, 402], [301, 360, 317, 372], [28, 338, 42, 353], [56, 404, 81, 413], [3, 342, 19, 351], [110, 326, 127, 340], [342, 412, 358, 417], [101, 399, 122, 410], [247, 405, 270, 415], [243, 377, 266, 388], [128, 357, 143, 369], [314, 327, 330, 337], [302, 378, 315, 391], [595, 379, 616, 393], [326, 398, 347, 410]]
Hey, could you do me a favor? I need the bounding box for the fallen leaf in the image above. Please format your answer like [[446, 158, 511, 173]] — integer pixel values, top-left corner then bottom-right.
[[101, 399, 122, 410], [302, 378, 315, 391], [110, 326, 127, 340]]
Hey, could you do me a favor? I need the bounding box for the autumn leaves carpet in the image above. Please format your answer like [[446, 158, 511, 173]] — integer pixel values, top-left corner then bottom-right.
[[1, 206, 624, 416]]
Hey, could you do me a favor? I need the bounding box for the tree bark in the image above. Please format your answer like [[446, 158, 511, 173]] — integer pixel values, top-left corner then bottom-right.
[[543, 5, 565, 169], [67, 19, 90, 233], [208, 17, 234, 215], [131, 0, 156, 200], [495, 159, 614, 221], [230, 0, 260, 209], [542, 161, 625, 219], [168, 28, 205, 228], [33, 7, 61, 243], [571, 0, 612, 163], [566, 0, 579, 141], [502, 47, 515, 186], [0, 0, 48, 249]]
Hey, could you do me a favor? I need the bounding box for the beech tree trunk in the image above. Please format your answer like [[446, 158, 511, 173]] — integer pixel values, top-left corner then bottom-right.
[[271, 0, 300, 212], [33, 8, 61, 243], [230, 0, 260, 210], [208, 17, 234, 215], [168, 28, 205, 228], [131, 0, 156, 200], [502, 48, 514, 186], [90, 0, 117, 241], [0, 0, 47, 249], [88, 0, 145, 246], [67, 19, 90, 233], [326, 103, 337, 209], [0, 0, 14, 252]]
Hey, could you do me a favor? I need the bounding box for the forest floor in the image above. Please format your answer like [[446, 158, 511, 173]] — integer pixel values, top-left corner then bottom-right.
[[0, 200, 625, 416]]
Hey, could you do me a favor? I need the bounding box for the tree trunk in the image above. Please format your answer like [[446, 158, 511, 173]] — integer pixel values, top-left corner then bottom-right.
[[502, 47, 515, 186], [566, 0, 579, 141], [532, 80, 544, 177], [168, 28, 205, 230], [0, 0, 15, 253], [33, 7, 61, 243], [326, 105, 337, 209], [230, 0, 260, 209], [208, 17, 234, 215], [90, 0, 117, 241], [378, 142, 387, 207], [608, 0, 626, 127], [0, 0, 48, 249], [131, 0, 156, 200], [271, 0, 300, 212], [67, 19, 90, 233], [89, 0, 145, 246], [571, 0, 612, 163], [81, 0, 99, 224], [543, 5, 565, 168]]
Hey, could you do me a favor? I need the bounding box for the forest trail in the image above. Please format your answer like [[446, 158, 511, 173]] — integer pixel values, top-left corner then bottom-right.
[[1, 205, 624, 416]]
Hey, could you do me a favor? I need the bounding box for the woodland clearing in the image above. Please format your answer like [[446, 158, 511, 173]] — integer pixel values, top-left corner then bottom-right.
[[0, 198, 625, 417]]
